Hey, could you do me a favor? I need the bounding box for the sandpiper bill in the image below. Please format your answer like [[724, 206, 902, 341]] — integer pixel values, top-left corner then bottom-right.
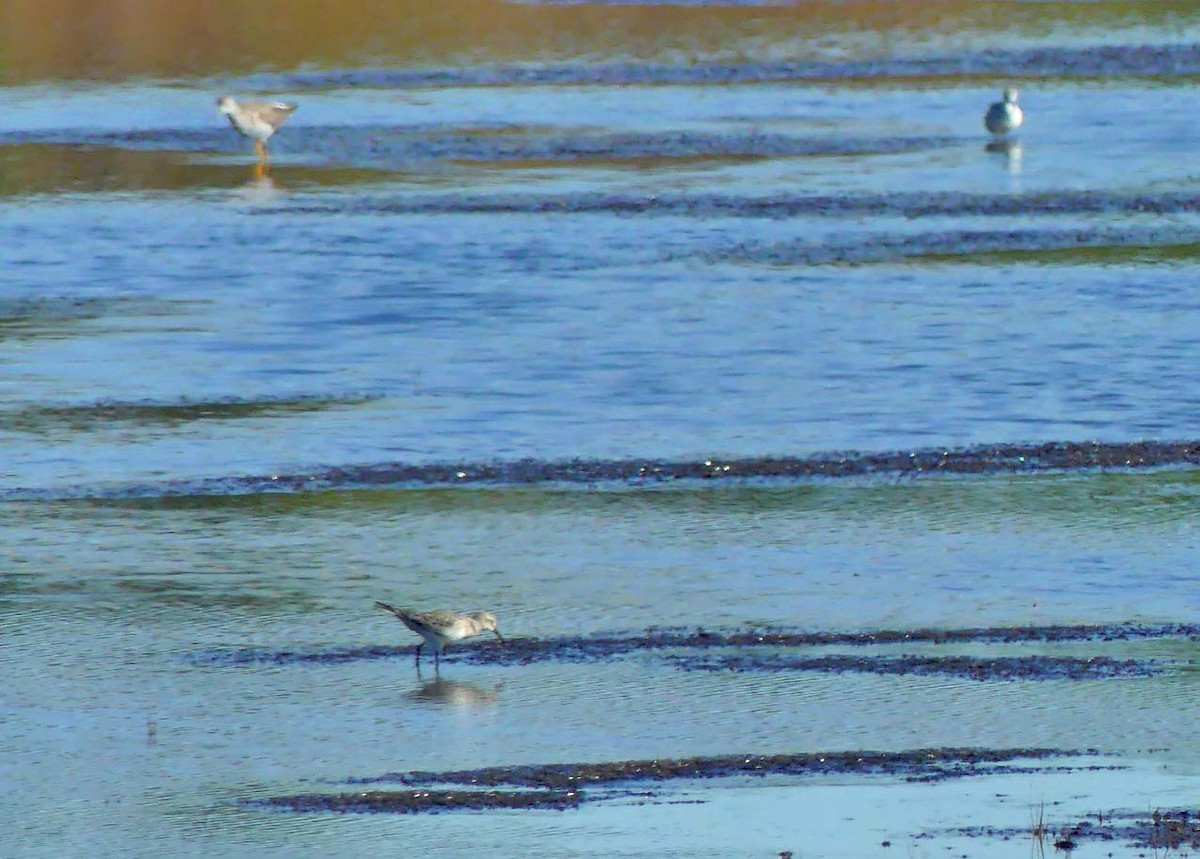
[[375, 602, 503, 669], [984, 88, 1023, 136], [216, 95, 296, 163]]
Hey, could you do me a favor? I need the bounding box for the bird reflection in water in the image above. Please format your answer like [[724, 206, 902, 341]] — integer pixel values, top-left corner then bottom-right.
[[231, 172, 285, 203], [985, 138, 1023, 175], [408, 677, 503, 708]]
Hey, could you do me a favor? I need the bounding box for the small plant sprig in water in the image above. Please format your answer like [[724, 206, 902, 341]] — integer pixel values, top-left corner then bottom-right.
[[1030, 800, 1047, 855]]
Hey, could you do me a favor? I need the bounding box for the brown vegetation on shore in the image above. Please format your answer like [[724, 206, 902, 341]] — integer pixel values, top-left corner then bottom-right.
[[0, 0, 1104, 83]]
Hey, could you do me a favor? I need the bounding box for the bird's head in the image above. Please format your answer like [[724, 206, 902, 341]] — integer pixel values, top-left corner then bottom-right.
[[473, 611, 504, 643]]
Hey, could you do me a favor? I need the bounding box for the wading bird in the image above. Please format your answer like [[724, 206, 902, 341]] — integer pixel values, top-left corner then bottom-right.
[[216, 95, 296, 170], [375, 602, 504, 670]]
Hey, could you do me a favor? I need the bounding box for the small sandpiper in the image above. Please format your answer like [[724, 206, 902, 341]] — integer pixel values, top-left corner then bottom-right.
[[375, 602, 504, 670], [216, 95, 296, 163], [984, 88, 1023, 136]]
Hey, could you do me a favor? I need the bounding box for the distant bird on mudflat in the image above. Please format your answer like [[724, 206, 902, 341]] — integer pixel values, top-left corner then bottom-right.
[[216, 95, 296, 162], [984, 88, 1023, 136], [375, 602, 504, 670]]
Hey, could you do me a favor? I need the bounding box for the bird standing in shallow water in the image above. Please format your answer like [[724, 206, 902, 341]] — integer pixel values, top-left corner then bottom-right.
[[984, 88, 1023, 136], [375, 602, 503, 670], [216, 95, 296, 171]]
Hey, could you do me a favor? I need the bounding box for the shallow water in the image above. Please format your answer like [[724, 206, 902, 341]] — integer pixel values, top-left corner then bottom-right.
[[7, 2, 1200, 857]]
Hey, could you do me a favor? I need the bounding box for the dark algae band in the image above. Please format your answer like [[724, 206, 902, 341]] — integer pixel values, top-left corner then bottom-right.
[[934, 808, 1200, 852], [252, 789, 583, 814], [23, 438, 1200, 499], [366, 748, 1078, 788], [299, 440, 1200, 484], [273, 190, 1200, 219], [252, 44, 1200, 88], [668, 653, 1156, 681], [196, 621, 1183, 678], [251, 748, 1090, 815]]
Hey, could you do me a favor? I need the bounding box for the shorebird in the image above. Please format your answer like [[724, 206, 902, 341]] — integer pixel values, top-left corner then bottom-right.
[[216, 95, 296, 164], [984, 88, 1023, 136], [375, 602, 503, 670]]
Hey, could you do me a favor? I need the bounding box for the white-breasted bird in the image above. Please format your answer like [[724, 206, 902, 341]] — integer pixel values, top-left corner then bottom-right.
[[216, 95, 296, 162], [375, 602, 504, 669], [984, 88, 1023, 136]]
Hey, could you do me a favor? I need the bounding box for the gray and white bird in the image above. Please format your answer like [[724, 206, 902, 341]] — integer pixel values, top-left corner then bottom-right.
[[984, 88, 1023, 136], [216, 95, 296, 162], [375, 602, 504, 669]]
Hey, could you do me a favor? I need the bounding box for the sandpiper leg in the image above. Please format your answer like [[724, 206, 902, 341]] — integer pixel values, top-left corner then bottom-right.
[[414, 642, 422, 666], [254, 140, 266, 160]]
